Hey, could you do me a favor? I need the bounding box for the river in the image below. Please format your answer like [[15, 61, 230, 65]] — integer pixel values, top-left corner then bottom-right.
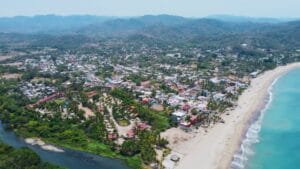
[[0, 122, 129, 169]]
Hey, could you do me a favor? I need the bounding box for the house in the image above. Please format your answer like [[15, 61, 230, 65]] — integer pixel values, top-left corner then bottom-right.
[[151, 104, 164, 111], [213, 93, 225, 101], [210, 77, 220, 84], [179, 121, 191, 128], [181, 104, 191, 111], [168, 95, 184, 107], [31, 92, 64, 107], [190, 115, 198, 124], [149, 99, 157, 105], [126, 129, 135, 139], [142, 97, 149, 104], [136, 123, 149, 131], [171, 110, 186, 123], [108, 133, 118, 140], [250, 70, 260, 78], [141, 81, 151, 88], [225, 86, 235, 94], [195, 102, 208, 112], [85, 91, 98, 98]]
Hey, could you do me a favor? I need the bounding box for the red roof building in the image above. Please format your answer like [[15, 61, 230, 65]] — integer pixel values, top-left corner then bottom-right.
[[137, 123, 149, 131], [182, 104, 191, 111], [126, 129, 135, 139], [142, 97, 149, 104], [190, 115, 198, 125], [180, 121, 191, 128], [32, 92, 64, 107], [141, 81, 151, 88], [108, 133, 118, 140]]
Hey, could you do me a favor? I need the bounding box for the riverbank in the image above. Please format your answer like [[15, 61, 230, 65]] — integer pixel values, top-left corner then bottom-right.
[[0, 140, 63, 169], [0, 122, 133, 169], [166, 63, 300, 169], [25, 138, 64, 153], [37, 136, 141, 169]]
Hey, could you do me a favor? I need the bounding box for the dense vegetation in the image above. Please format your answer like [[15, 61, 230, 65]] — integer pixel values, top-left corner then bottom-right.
[[0, 140, 63, 169], [110, 88, 170, 132], [0, 80, 142, 169]]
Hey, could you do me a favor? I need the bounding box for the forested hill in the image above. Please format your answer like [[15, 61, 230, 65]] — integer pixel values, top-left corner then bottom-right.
[[0, 15, 113, 34], [0, 15, 299, 49]]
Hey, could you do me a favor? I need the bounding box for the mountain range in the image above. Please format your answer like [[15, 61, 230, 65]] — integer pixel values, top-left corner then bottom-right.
[[0, 14, 299, 49]]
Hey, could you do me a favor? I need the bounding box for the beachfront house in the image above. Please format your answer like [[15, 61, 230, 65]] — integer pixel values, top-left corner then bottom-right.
[[171, 110, 186, 123], [250, 70, 261, 78]]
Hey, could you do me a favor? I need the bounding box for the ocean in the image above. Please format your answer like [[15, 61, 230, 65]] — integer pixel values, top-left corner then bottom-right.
[[231, 68, 300, 169]]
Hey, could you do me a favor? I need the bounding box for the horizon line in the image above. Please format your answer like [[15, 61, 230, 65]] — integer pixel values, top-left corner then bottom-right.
[[0, 13, 299, 20]]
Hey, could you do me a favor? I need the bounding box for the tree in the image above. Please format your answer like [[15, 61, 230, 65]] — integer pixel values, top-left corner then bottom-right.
[[120, 140, 139, 156], [191, 108, 198, 115], [151, 89, 156, 98], [156, 137, 169, 148], [140, 145, 156, 164], [0, 141, 63, 169]]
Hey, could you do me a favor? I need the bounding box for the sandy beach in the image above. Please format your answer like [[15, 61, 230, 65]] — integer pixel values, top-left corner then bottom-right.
[[163, 62, 300, 169]]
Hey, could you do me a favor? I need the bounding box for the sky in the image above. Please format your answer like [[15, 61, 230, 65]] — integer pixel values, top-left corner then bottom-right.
[[1, 0, 300, 18]]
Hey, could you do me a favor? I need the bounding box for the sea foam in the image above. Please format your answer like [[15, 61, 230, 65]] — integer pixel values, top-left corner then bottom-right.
[[229, 77, 279, 169]]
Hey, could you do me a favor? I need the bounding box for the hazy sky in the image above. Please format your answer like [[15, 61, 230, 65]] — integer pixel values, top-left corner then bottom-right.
[[1, 0, 300, 18]]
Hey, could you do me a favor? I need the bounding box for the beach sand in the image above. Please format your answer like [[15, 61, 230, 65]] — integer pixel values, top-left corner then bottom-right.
[[164, 63, 300, 169]]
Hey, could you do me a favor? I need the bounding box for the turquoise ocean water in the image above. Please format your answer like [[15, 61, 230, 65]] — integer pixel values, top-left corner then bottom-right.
[[231, 68, 300, 169]]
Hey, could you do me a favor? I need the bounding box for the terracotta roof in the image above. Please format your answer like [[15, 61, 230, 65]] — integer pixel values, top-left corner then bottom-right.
[[126, 129, 135, 138]]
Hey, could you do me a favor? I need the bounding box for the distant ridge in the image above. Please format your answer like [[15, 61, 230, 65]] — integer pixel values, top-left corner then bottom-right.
[[0, 14, 298, 34], [206, 15, 297, 23], [0, 14, 300, 49], [0, 15, 114, 34]]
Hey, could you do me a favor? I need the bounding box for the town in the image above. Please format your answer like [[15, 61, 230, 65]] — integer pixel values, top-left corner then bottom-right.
[[1, 33, 299, 169]]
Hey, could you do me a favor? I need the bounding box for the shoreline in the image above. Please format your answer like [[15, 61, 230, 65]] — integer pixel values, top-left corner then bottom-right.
[[168, 62, 300, 169], [230, 73, 281, 169]]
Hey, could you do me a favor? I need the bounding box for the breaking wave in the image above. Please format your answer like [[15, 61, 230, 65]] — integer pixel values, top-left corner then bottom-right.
[[229, 77, 279, 169]]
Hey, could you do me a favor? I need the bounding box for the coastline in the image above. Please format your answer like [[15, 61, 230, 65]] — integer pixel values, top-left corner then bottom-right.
[[168, 62, 300, 169]]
